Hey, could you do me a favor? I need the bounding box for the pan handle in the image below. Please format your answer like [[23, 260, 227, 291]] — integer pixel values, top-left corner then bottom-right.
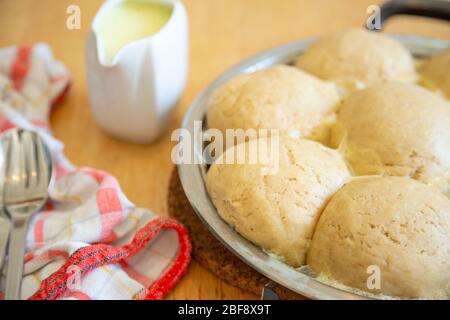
[[378, 0, 450, 27]]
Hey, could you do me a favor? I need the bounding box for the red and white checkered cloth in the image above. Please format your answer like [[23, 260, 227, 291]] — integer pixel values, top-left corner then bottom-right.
[[0, 44, 191, 300]]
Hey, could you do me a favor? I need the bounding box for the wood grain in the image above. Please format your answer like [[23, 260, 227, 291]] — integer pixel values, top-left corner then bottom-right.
[[0, 0, 448, 300]]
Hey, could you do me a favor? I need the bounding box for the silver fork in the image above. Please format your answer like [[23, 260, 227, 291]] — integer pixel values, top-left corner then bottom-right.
[[3, 129, 52, 300]]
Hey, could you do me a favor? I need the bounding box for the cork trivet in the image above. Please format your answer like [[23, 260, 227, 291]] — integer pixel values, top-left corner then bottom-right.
[[167, 167, 306, 300]]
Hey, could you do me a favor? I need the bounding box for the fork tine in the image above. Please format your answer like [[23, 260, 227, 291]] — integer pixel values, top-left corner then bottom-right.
[[18, 131, 26, 189], [22, 131, 37, 189], [1, 135, 10, 185], [6, 130, 24, 191], [3, 130, 22, 203], [3, 134, 12, 201], [34, 133, 51, 191]]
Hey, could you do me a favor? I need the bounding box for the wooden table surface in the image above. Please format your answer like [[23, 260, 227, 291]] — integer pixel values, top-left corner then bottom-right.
[[0, 0, 449, 300]]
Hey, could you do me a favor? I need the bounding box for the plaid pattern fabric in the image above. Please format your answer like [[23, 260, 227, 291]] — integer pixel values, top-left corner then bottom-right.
[[0, 44, 191, 300]]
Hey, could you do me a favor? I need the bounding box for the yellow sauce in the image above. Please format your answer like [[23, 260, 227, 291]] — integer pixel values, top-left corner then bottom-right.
[[97, 0, 173, 62]]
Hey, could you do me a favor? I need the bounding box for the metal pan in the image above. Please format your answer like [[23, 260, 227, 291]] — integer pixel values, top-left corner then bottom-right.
[[178, 1, 450, 300]]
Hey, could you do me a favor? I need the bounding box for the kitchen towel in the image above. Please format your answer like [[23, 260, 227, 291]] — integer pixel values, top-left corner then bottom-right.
[[0, 44, 191, 300]]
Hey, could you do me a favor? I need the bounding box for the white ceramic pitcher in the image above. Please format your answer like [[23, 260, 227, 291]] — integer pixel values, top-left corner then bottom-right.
[[86, 0, 188, 143]]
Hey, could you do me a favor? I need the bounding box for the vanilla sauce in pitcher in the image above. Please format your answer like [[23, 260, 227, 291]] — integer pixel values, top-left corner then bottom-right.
[[87, 0, 188, 142], [96, 0, 173, 63]]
